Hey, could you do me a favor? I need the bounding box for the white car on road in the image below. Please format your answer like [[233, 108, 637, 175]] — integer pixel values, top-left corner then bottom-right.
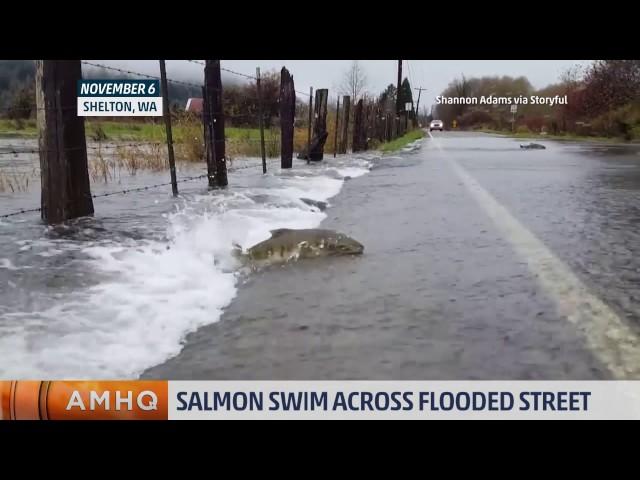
[[429, 120, 444, 132]]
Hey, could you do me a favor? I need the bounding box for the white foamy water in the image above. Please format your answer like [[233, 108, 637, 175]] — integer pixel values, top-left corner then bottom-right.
[[0, 158, 372, 379], [0, 259, 19, 270]]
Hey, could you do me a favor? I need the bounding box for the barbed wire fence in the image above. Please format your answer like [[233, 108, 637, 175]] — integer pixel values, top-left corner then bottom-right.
[[0, 60, 409, 223]]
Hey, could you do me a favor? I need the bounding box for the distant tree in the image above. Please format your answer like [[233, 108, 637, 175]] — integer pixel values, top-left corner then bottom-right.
[[220, 69, 280, 128], [453, 74, 470, 98], [0, 61, 36, 112], [250, 70, 280, 127], [433, 62, 639, 137], [377, 84, 397, 113], [582, 60, 640, 116], [7, 85, 35, 120], [398, 77, 413, 111], [452, 74, 471, 117], [435, 73, 536, 129], [338, 61, 368, 103]]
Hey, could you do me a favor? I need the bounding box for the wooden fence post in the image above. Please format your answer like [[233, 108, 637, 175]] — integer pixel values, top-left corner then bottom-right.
[[159, 60, 178, 196], [256, 67, 267, 174], [203, 76, 215, 187], [36, 60, 94, 224], [204, 60, 227, 187], [339, 96, 350, 154], [363, 101, 370, 151], [306, 87, 313, 164], [333, 96, 340, 157], [352, 99, 364, 152], [309, 88, 328, 161], [279, 67, 295, 169], [385, 113, 390, 142]]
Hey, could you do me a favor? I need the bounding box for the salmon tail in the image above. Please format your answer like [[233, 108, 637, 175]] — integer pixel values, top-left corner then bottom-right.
[[231, 242, 243, 258]]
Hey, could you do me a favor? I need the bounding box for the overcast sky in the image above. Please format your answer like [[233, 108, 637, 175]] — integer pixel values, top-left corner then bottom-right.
[[90, 60, 591, 110]]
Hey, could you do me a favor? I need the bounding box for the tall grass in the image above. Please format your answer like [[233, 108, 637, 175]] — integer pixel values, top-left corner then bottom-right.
[[1, 114, 414, 193], [0, 118, 38, 137], [88, 145, 117, 183], [0, 168, 35, 193], [174, 121, 204, 163]]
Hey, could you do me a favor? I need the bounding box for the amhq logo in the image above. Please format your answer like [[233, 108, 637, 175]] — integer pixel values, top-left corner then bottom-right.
[[77, 79, 163, 117], [0, 381, 168, 420]]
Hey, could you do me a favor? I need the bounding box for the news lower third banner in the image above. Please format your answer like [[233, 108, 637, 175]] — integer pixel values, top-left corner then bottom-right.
[[3, 381, 640, 420], [77, 80, 162, 117]]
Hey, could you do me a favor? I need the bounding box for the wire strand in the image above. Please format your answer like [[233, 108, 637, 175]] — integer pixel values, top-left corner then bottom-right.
[[81, 61, 203, 89], [0, 159, 282, 219]]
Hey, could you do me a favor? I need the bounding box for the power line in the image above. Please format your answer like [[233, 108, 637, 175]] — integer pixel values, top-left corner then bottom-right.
[[406, 61, 416, 99], [186, 60, 257, 80], [81, 61, 203, 89], [186, 59, 310, 97], [406, 60, 413, 85]]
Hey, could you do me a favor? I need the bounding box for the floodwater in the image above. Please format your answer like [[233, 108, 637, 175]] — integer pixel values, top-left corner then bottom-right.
[[0, 138, 374, 378], [3, 132, 640, 380]]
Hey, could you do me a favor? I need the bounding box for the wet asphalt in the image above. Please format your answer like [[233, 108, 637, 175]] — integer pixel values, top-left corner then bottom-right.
[[143, 132, 640, 380]]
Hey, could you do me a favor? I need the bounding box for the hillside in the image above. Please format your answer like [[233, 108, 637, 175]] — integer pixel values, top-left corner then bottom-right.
[[0, 60, 203, 113]]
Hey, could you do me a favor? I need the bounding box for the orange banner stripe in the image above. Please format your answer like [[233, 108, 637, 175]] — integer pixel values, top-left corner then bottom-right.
[[0, 381, 168, 420]]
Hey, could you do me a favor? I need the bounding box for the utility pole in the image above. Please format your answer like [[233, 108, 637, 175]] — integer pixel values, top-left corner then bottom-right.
[[396, 60, 403, 135], [414, 87, 426, 126], [396, 60, 403, 114]]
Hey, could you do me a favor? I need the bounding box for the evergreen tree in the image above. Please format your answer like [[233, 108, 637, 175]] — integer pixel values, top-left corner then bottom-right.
[[378, 84, 397, 113], [399, 78, 413, 111]]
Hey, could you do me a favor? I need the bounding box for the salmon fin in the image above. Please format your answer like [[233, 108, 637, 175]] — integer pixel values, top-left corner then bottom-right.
[[270, 228, 293, 238], [231, 242, 244, 258]]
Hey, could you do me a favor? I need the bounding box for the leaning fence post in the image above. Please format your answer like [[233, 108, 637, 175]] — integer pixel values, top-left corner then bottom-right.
[[36, 60, 94, 224], [256, 67, 267, 174], [159, 60, 178, 197], [306, 87, 313, 165], [333, 97, 340, 157]]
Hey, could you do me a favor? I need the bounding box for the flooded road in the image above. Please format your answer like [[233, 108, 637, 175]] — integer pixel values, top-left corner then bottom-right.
[[3, 132, 640, 380], [145, 132, 640, 380]]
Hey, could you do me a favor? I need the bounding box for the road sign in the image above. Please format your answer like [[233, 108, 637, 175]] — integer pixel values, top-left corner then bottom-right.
[[510, 104, 518, 114]]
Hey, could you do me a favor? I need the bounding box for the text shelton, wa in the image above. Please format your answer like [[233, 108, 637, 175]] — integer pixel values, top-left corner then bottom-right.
[[81, 100, 159, 114]]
